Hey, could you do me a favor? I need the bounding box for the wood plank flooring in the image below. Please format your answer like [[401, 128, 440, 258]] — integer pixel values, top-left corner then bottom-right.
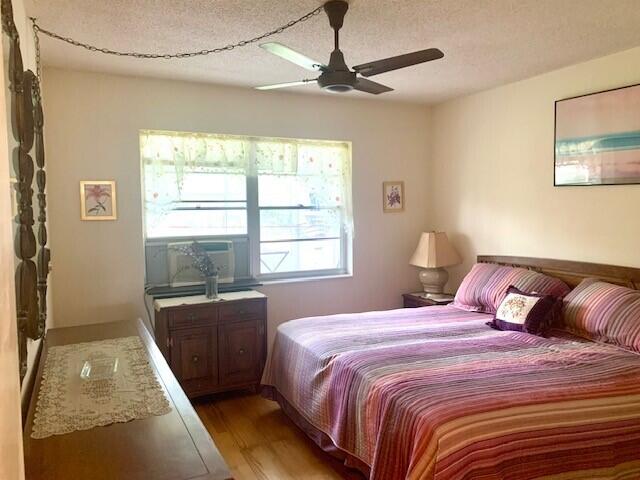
[[194, 392, 365, 480]]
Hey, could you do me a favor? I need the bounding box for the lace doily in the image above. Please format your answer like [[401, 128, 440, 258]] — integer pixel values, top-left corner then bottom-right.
[[31, 336, 171, 439]]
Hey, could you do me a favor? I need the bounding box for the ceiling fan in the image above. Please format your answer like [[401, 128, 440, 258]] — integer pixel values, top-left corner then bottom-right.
[[256, 0, 444, 95]]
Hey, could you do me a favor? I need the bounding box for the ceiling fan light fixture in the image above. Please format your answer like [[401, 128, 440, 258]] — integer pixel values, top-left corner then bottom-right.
[[317, 69, 356, 93], [324, 84, 354, 93]]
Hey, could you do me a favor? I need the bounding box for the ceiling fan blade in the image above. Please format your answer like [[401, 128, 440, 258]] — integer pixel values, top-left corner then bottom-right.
[[259, 42, 326, 72], [255, 79, 317, 91], [354, 78, 393, 95], [353, 48, 444, 77]]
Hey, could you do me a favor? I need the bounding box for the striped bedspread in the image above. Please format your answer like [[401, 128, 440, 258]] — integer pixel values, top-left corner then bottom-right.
[[261, 305, 640, 479]]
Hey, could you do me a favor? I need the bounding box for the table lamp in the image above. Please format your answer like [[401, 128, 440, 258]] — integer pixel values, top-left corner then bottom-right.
[[409, 232, 461, 296]]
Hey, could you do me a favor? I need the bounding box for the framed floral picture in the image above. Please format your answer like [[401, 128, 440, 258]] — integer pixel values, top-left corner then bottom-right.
[[382, 181, 404, 213], [80, 180, 117, 220]]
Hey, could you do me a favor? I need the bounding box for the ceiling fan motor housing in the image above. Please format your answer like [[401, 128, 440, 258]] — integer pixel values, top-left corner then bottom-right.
[[319, 48, 356, 92], [318, 69, 356, 92]]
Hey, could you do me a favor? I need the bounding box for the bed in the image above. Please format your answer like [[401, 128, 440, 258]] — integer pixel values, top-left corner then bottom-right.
[[261, 256, 640, 480]]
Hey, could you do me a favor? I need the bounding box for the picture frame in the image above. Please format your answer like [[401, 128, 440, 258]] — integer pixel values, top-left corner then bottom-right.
[[80, 180, 117, 220], [382, 181, 404, 213], [554, 82, 640, 186]]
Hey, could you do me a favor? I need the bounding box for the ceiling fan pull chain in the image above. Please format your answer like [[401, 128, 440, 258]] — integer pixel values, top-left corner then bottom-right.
[[28, 5, 323, 61]]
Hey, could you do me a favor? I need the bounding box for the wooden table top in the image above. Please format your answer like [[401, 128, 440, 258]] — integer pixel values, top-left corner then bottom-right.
[[23, 319, 231, 480]]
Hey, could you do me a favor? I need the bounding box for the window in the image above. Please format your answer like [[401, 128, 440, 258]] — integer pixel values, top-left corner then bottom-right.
[[141, 131, 352, 281]]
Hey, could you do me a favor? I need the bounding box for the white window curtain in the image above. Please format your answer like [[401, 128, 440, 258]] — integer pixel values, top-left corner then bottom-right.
[[140, 130, 353, 236]]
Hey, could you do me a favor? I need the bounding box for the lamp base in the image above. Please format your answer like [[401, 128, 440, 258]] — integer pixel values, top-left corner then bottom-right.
[[418, 267, 449, 294]]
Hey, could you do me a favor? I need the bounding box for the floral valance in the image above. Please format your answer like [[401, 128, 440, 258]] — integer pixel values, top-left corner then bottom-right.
[[140, 131, 251, 174], [141, 130, 350, 177]]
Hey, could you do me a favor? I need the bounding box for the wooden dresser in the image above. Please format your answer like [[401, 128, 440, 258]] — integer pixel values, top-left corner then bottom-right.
[[154, 291, 267, 398], [23, 319, 231, 480]]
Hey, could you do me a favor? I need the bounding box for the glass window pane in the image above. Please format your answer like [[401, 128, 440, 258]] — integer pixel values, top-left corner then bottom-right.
[[260, 208, 340, 242], [146, 208, 247, 238], [144, 170, 247, 238], [180, 173, 246, 201], [260, 239, 341, 274], [258, 174, 343, 207]]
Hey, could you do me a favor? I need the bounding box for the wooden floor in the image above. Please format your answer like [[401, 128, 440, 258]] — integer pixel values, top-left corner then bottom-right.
[[194, 392, 365, 480]]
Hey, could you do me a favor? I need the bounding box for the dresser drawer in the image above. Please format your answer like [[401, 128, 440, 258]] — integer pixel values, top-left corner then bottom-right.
[[219, 300, 263, 323], [169, 306, 217, 329]]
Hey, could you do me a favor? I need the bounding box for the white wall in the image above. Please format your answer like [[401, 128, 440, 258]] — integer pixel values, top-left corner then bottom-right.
[[43, 68, 431, 344], [430, 46, 640, 289]]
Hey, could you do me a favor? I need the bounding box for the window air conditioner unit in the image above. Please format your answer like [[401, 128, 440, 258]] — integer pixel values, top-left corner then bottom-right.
[[167, 240, 235, 287]]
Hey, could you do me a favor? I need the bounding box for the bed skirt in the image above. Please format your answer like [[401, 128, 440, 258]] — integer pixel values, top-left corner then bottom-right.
[[261, 385, 371, 478]]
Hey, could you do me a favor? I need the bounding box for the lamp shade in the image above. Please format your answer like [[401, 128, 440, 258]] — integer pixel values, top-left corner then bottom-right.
[[409, 232, 461, 269]]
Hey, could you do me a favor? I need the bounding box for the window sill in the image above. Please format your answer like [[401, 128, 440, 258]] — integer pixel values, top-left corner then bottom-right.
[[259, 273, 353, 286]]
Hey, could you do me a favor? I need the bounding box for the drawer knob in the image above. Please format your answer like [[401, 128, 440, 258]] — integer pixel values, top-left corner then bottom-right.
[[238, 309, 247, 315], [187, 314, 196, 321], [238, 348, 246, 356], [191, 355, 200, 363]]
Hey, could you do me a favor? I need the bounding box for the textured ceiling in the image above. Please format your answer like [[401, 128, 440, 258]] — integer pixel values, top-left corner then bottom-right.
[[27, 0, 640, 104]]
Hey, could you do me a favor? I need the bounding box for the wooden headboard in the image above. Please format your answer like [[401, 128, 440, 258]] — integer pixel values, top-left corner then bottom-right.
[[478, 255, 640, 290]]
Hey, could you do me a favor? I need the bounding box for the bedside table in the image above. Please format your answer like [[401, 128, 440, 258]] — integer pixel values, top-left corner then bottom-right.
[[403, 292, 455, 308]]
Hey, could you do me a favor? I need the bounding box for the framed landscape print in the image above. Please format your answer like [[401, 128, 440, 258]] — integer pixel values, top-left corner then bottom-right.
[[383, 181, 404, 212], [80, 180, 117, 220], [555, 83, 640, 186]]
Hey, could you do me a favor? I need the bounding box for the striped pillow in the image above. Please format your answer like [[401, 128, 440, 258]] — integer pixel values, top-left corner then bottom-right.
[[453, 263, 571, 314], [563, 279, 640, 353]]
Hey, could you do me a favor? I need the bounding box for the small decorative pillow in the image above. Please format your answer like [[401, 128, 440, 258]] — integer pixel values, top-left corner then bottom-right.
[[487, 286, 558, 335], [453, 263, 570, 314], [562, 278, 640, 353]]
